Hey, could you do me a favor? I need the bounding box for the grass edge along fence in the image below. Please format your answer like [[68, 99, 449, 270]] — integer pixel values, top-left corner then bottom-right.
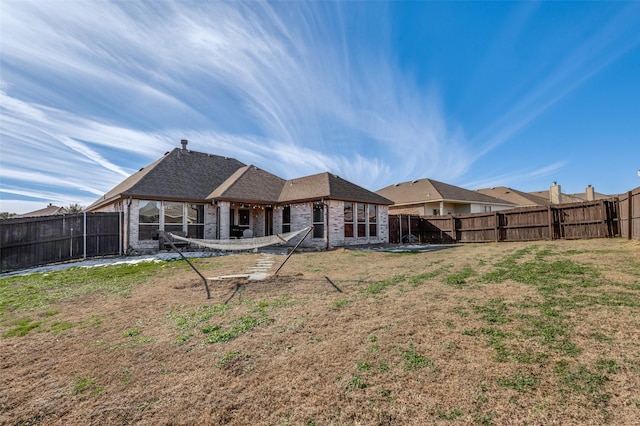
[[390, 190, 640, 244], [1, 212, 123, 273]]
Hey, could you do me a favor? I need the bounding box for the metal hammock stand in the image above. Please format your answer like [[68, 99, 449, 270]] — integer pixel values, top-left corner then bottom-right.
[[159, 226, 314, 299]]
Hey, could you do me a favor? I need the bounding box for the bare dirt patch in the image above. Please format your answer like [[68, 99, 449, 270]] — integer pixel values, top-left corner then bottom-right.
[[1, 239, 640, 425]]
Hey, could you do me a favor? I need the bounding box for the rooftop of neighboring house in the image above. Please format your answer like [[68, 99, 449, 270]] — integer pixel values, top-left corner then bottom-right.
[[376, 178, 515, 207], [475, 186, 552, 207], [15, 204, 68, 218], [528, 184, 611, 204]]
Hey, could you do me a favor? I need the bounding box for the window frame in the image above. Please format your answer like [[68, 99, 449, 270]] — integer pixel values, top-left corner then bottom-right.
[[343, 202, 378, 239], [312, 202, 325, 239], [282, 205, 291, 233]]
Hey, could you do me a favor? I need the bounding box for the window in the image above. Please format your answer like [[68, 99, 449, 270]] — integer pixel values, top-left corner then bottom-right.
[[313, 202, 324, 239], [139, 200, 160, 240], [357, 203, 366, 237], [187, 204, 205, 238], [238, 209, 250, 227], [282, 206, 291, 233], [164, 202, 183, 235], [368, 204, 377, 237], [482, 206, 492, 212], [344, 202, 378, 238], [139, 201, 206, 241], [344, 202, 354, 238]]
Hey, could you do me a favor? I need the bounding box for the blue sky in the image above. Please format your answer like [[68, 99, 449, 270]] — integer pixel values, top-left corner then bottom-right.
[[1, 1, 639, 214]]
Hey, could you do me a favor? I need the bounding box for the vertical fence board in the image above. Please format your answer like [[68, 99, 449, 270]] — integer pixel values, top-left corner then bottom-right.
[[1, 212, 121, 272], [389, 195, 634, 244]]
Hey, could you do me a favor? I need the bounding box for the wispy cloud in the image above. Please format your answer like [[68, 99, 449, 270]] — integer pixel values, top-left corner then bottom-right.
[[1, 1, 466, 212], [1, 1, 638, 213], [461, 162, 566, 190], [471, 2, 640, 159]]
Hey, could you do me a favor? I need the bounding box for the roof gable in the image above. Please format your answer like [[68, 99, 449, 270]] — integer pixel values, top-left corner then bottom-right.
[[16, 204, 68, 217], [377, 178, 515, 206], [207, 165, 285, 204], [88, 148, 245, 209], [279, 172, 393, 205], [475, 187, 552, 207]]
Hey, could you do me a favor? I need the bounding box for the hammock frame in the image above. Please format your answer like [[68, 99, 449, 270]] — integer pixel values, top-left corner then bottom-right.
[[159, 226, 314, 300]]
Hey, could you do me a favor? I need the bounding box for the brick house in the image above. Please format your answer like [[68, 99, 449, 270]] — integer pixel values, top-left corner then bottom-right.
[[376, 178, 515, 216], [86, 141, 392, 251]]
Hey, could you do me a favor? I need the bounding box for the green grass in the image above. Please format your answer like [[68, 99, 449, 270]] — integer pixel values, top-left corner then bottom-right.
[[401, 343, 433, 371], [168, 304, 230, 331], [345, 374, 366, 391], [204, 315, 272, 344], [2, 318, 42, 338], [365, 275, 406, 294], [554, 360, 614, 407], [444, 265, 477, 287], [216, 350, 248, 368], [0, 261, 164, 317], [74, 377, 103, 395], [497, 372, 539, 393]]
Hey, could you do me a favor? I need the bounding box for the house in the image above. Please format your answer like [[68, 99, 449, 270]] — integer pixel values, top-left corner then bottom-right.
[[475, 187, 552, 207], [86, 140, 392, 251], [16, 203, 69, 217], [376, 178, 515, 216]]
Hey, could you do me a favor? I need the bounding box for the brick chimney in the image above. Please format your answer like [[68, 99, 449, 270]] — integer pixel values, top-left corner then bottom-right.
[[181, 139, 188, 150], [586, 184, 595, 201], [550, 182, 562, 204]]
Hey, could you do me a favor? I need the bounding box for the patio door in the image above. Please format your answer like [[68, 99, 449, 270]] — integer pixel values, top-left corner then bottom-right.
[[265, 207, 273, 236]]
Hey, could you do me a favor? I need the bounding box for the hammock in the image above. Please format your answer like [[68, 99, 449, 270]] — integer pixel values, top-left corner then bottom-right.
[[166, 226, 312, 251]]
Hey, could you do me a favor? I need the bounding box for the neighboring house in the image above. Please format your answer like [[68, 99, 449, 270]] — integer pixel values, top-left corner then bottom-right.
[[475, 187, 552, 207], [376, 178, 515, 216], [86, 140, 392, 251], [16, 203, 69, 218], [528, 183, 610, 205]]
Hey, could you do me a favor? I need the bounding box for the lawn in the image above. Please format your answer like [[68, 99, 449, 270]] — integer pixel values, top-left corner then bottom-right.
[[1, 239, 639, 425]]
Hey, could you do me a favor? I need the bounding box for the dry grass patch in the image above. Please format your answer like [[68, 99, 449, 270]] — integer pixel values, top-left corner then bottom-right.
[[1, 239, 639, 425]]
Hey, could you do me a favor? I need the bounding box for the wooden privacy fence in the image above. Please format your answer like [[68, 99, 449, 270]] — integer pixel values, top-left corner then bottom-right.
[[390, 198, 622, 244], [618, 187, 640, 240], [1, 212, 122, 273]]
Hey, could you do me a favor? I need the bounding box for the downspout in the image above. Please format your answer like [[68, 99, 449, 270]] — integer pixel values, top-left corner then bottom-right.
[[126, 197, 132, 253], [325, 200, 329, 250], [215, 201, 220, 239], [320, 198, 329, 250]]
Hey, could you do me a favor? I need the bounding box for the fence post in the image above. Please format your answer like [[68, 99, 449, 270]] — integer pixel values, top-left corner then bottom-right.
[[494, 211, 499, 242], [450, 215, 456, 243], [547, 206, 553, 240], [83, 212, 87, 259], [628, 191, 633, 240]]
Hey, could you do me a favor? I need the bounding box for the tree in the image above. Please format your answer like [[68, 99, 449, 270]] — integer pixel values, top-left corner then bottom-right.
[[66, 203, 85, 213], [0, 212, 17, 219]]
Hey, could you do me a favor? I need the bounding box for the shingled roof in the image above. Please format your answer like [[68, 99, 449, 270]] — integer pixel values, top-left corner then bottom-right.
[[16, 204, 68, 218], [87, 148, 245, 210], [376, 178, 515, 207], [475, 186, 552, 207], [207, 165, 285, 204], [279, 172, 393, 205]]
